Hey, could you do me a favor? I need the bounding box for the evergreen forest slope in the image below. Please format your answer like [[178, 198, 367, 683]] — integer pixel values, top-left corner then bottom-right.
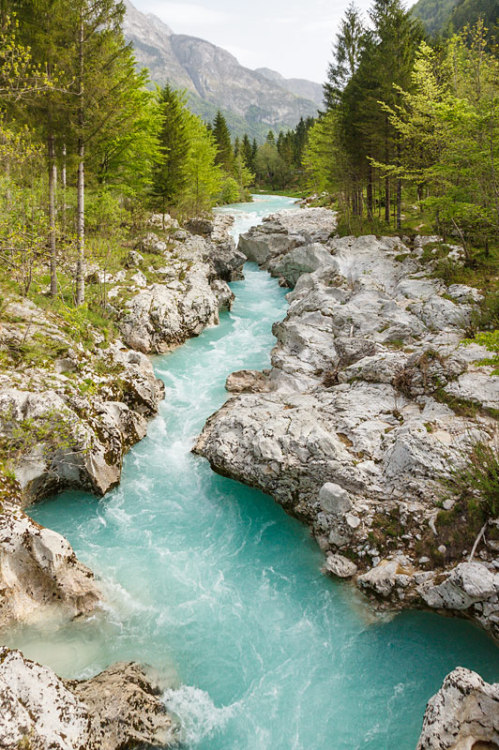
[[412, 0, 498, 38]]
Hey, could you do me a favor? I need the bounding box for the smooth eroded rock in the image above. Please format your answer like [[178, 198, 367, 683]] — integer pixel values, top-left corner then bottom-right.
[[324, 553, 358, 578]]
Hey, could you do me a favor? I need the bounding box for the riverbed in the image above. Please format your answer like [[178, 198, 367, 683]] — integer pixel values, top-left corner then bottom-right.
[[6, 195, 499, 749]]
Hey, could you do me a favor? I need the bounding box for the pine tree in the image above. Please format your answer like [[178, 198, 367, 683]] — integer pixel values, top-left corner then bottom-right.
[[242, 134, 253, 170], [152, 84, 189, 211], [324, 3, 366, 109], [212, 110, 233, 172], [10, 0, 74, 295], [181, 112, 222, 216]]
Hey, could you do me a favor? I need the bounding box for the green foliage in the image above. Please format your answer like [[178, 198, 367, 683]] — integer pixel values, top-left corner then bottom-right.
[[448, 442, 499, 520], [212, 110, 234, 173], [152, 84, 189, 209], [218, 176, 240, 205], [377, 24, 499, 253], [9, 408, 81, 459], [448, 0, 499, 41], [253, 141, 290, 190], [85, 190, 124, 235], [324, 2, 367, 109], [180, 110, 223, 217], [411, 0, 498, 42], [411, 0, 459, 36]]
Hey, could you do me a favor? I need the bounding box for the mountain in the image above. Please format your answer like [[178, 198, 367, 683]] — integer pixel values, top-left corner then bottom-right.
[[123, 0, 319, 139], [255, 68, 324, 109], [411, 0, 459, 35], [411, 0, 498, 38]]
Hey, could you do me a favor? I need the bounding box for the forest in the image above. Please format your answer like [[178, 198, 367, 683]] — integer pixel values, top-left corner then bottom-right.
[[0, 0, 497, 321]]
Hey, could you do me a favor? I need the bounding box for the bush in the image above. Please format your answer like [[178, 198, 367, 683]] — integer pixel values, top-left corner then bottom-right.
[[85, 190, 124, 235], [218, 177, 240, 205], [449, 442, 499, 520]]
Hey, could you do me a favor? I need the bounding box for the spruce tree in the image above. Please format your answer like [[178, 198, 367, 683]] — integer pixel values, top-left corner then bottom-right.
[[212, 110, 233, 172], [324, 3, 366, 109], [152, 84, 189, 212], [242, 134, 254, 170]]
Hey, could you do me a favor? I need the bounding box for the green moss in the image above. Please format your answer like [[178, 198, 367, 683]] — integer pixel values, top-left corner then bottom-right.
[[435, 388, 499, 419]]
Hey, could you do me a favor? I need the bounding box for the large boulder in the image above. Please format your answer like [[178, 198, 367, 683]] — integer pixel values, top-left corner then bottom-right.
[[0, 648, 177, 750], [416, 668, 499, 749], [238, 208, 336, 266], [419, 562, 499, 611], [270, 242, 336, 286], [0, 510, 100, 629]]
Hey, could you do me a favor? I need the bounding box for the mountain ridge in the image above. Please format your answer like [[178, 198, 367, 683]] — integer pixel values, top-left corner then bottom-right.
[[123, 0, 320, 139]]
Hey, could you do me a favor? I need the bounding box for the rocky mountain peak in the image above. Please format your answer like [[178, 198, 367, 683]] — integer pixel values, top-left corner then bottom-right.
[[123, 0, 320, 138]]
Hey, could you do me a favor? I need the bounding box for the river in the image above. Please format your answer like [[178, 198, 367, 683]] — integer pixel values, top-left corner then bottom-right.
[[6, 194, 499, 749]]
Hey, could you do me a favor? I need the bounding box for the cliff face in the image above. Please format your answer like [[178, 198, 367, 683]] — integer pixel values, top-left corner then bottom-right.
[[123, 0, 319, 138], [255, 67, 324, 108]]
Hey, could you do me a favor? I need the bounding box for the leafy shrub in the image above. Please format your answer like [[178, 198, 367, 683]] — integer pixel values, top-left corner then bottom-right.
[[449, 442, 499, 520], [218, 177, 240, 205]]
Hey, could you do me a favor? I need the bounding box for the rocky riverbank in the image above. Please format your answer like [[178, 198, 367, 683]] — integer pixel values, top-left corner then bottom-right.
[[0, 647, 177, 749], [0, 213, 243, 748], [416, 667, 499, 749], [196, 208, 499, 642]]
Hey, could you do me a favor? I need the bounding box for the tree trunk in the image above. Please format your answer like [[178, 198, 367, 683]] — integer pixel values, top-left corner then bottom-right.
[[367, 164, 373, 221], [384, 119, 390, 224], [384, 177, 390, 224], [396, 142, 402, 231], [61, 143, 67, 238], [76, 19, 85, 307], [396, 178, 402, 230], [48, 134, 58, 296]]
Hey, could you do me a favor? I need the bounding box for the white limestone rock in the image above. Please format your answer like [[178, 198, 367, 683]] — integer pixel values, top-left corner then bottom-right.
[[416, 668, 499, 750], [136, 232, 168, 254], [0, 510, 100, 629], [0, 647, 89, 750], [196, 220, 499, 640], [226, 370, 270, 393], [319, 483, 352, 516], [324, 553, 358, 579], [444, 371, 499, 411], [238, 208, 336, 266], [270, 242, 336, 286], [419, 563, 499, 611], [119, 235, 236, 353], [358, 560, 400, 597], [0, 648, 177, 750]]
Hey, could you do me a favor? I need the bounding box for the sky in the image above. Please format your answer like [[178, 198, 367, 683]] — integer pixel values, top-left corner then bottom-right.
[[132, 0, 375, 83]]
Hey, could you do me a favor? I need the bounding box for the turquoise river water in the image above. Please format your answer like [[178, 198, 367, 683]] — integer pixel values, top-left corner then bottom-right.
[[6, 195, 499, 749]]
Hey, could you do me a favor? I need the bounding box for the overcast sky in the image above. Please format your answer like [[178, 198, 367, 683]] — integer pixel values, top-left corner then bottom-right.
[[132, 0, 375, 82]]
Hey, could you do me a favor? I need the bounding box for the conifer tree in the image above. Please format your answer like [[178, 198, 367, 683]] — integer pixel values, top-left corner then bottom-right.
[[242, 134, 254, 170], [324, 3, 366, 109], [212, 110, 233, 172], [10, 0, 73, 295], [182, 111, 222, 216], [152, 84, 189, 212]]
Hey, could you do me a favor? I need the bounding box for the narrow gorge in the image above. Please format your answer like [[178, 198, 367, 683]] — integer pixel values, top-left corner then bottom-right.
[[1, 196, 498, 749]]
